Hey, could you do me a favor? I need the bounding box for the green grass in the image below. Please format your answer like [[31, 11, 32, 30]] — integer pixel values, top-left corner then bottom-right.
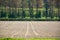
[[0, 38, 60, 40], [0, 17, 60, 21]]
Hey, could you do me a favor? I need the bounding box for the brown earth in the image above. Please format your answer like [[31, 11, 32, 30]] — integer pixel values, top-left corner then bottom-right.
[[0, 21, 60, 38]]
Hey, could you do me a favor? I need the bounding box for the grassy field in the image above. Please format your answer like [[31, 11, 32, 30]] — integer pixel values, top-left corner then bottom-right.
[[0, 38, 60, 40]]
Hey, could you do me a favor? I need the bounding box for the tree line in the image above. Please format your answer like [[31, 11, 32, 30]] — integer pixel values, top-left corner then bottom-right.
[[0, 0, 60, 19]]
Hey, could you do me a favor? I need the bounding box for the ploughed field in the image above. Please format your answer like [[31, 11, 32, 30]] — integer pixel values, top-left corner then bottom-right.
[[0, 21, 60, 38]]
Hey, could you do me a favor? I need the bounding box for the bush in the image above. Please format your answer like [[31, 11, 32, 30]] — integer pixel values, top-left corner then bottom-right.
[[8, 11, 17, 18], [21, 11, 26, 18], [0, 11, 6, 18], [35, 11, 41, 18]]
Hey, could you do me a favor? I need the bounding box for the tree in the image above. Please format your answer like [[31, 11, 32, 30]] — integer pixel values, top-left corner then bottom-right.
[[49, 10, 53, 18], [43, 10, 46, 17], [43, 0, 49, 18], [36, 0, 42, 18], [8, 11, 14, 18], [28, 0, 34, 18], [21, 0, 26, 18], [17, 10, 21, 18], [55, 0, 60, 18], [21, 10, 26, 18], [0, 11, 6, 18], [35, 11, 41, 18], [29, 7, 34, 18], [8, 10, 17, 18], [49, 0, 54, 19]]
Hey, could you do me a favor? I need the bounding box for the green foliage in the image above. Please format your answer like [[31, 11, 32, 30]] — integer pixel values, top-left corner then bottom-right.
[[43, 10, 49, 18], [29, 8, 34, 18], [35, 11, 41, 18], [8, 11, 17, 18], [21, 11, 26, 18], [17, 11, 21, 17], [0, 7, 60, 21], [0, 11, 6, 18], [49, 10, 54, 19], [58, 9, 60, 18], [58, 13, 60, 18]]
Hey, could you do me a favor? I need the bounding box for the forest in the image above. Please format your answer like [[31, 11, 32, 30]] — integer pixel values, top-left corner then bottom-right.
[[0, 0, 60, 21]]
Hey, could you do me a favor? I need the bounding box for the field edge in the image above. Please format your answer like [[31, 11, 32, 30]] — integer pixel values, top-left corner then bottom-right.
[[0, 38, 60, 40]]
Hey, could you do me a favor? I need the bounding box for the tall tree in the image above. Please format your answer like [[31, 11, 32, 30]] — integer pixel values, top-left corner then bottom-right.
[[43, 0, 49, 18], [35, 11, 41, 18], [55, 0, 60, 18], [49, 0, 54, 19], [36, 0, 41, 18], [21, 0, 26, 18], [0, 10, 6, 18], [8, 0, 17, 18], [28, 0, 34, 18]]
